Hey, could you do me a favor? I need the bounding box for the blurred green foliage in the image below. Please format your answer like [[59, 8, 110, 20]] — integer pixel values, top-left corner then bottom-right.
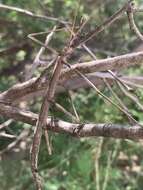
[[0, 0, 143, 190]]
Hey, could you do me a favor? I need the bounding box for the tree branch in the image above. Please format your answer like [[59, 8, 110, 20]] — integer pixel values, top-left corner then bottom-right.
[[127, 1, 143, 41], [61, 51, 143, 80], [0, 103, 143, 140], [0, 3, 68, 25], [0, 74, 143, 105]]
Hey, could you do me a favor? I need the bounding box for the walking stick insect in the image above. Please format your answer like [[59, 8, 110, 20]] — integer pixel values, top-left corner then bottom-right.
[[0, 1, 143, 189], [26, 1, 142, 189]]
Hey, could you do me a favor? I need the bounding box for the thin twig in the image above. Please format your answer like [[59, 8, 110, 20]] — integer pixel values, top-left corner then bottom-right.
[[26, 26, 57, 80], [72, 67, 140, 126], [44, 129, 52, 155], [53, 101, 79, 122], [102, 152, 112, 190], [77, 1, 130, 46], [28, 30, 59, 55], [117, 82, 143, 111], [0, 128, 29, 155], [107, 70, 131, 91], [0, 3, 68, 25], [94, 138, 103, 190], [68, 90, 80, 122], [127, 1, 143, 41], [0, 119, 13, 130], [103, 79, 137, 125], [0, 132, 16, 139]]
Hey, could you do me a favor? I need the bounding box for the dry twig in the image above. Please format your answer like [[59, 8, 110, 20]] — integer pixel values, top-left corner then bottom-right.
[[0, 3, 68, 25], [127, 1, 143, 41], [26, 26, 57, 80]]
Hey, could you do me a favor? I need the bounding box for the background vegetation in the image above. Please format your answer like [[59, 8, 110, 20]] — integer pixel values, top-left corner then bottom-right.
[[0, 0, 143, 189]]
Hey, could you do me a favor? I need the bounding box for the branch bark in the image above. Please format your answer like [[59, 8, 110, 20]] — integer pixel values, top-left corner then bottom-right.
[[0, 51, 143, 103], [0, 103, 143, 140], [61, 51, 143, 80]]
